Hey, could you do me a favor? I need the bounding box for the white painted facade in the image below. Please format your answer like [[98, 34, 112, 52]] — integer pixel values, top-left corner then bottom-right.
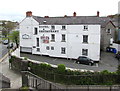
[[20, 17, 100, 61]]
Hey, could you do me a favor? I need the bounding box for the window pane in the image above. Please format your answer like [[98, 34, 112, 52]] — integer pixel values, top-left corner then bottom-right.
[[34, 27, 38, 34], [62, 34, 66, 42], [46, 46, 49, 50], [61, 47, 66, 54], [83, 35, 88, 43], [82, 49, 88, 56], [51, 25, 55, 30], [36, 38, 39, 47], [51, 34, 55, 42]]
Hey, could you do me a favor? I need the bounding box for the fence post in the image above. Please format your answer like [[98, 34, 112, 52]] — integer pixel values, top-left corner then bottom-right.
[[49, 83, 52, 91], [35, 79, 37, 89]]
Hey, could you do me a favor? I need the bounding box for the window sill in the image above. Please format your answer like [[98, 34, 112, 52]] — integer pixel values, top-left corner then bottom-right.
[[61, 41, 66, 42], [51, 40, 55, 42], [82, 42, 88, 44]]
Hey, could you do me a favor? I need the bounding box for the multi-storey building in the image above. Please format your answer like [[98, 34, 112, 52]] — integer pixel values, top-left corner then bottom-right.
[[20, 11, 115, 62]]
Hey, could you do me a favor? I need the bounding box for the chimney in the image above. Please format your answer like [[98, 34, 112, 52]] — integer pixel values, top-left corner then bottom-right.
[[73, 12, 76, 17], [44, 16, 49, 18], [64, 15, 67, 17], [97, 11, 100, 17], [26, 11, 32, 17]]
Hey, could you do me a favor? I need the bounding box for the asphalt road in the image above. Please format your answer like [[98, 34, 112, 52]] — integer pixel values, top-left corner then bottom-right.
[[0, 43, 8, 59], [20, 52, 119, 72]]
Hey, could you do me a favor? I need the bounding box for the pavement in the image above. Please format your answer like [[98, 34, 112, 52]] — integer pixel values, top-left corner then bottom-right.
[[0, 45, 22, 89], [20, 51, 119, 72]]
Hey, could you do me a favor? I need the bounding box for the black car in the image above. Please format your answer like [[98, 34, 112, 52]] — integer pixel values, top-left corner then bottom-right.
[[76, 56, 94, 66]]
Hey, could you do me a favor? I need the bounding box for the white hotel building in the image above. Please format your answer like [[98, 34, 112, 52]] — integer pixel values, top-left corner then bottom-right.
[[20, 11, 101, 61]]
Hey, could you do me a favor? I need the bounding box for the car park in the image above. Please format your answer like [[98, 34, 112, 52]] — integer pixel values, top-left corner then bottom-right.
[[76, 56, 94, 66]]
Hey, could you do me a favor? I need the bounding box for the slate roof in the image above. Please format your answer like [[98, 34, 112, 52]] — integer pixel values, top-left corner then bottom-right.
[[33, 16, 113, 28]]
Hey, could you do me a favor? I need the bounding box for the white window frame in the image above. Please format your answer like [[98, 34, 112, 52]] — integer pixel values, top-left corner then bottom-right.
[[62, 25, 66, 30], [34, 27, 38, 35], [83, 35, 88, 43], [61, 47, 66, 54], [61, 34, 66, 42], [82, 49, 88, 56]]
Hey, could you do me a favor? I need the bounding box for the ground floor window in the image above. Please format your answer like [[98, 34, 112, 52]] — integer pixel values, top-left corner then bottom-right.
[[37, 48, 40, 52], [82, 49, 88, 56], [61, 47, 66, 54], [46, 46, 50, 50], [51, 46, 54, 50]]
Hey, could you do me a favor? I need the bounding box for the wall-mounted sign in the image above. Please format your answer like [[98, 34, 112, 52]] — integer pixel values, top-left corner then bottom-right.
[[41, 36, 49, 43], [39, 26, 49, 28], [22, 34, 30, 39], [39, 30, 59, 33]]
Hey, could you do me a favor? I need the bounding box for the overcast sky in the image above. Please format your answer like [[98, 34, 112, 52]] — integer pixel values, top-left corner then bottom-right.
[[0, 0, 119, 22]]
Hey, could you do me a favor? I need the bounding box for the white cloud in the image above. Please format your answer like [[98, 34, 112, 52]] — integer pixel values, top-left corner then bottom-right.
[[0, 0, 119, 21]]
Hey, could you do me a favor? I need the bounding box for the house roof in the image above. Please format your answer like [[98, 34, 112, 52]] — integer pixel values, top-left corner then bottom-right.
[[32, 16, 114, 28]]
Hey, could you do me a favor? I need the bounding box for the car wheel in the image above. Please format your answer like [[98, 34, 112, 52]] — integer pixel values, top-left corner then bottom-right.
[[89, 63, 92, 66]]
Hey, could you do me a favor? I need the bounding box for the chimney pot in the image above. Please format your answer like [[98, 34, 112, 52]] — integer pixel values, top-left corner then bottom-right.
[[64, 15, 67, 17], [73, 12, 76, 17], [97, 11, 99, 17], [44, 16, 49, 18], [26, 11, 32, 17]]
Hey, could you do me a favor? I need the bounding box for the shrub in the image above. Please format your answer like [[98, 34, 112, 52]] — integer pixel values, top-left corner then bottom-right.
[[116, 65, 120, 74], [57, 64, 66, 74], [101, 70, 110, 75], [24, 57, 28, 60]]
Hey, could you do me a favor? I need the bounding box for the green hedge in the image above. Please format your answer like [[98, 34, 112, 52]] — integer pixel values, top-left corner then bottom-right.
[[9, 56, 120, 85]]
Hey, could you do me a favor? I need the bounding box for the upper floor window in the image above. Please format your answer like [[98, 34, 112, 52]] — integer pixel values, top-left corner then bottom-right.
[[34, 27, 38, 35], [83, 35, 88, 43], [82, 49, 88, 56], [106, 29, 111, 34], [83, 25, 88, 30], [36, 38, 39, 47], [61, 34, 66, 42], [62, 25, 66, 30], [51, 25, 55, 30], [51, 34, 55, 42]]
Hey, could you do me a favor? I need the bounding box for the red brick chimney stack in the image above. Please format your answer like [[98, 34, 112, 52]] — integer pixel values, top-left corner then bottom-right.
[[26, 11, 32, 17], [97, 11, 100, 17], [73, 12, 76, 17]]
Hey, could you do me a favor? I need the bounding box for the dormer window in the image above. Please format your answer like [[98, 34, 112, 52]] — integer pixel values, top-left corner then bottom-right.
[[83, 25, 88, 30], [51, 25, 55, 30], [62, 25, 66, 30]]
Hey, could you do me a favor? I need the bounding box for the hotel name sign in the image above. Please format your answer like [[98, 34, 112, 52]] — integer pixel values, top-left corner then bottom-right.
[[39, 26, 59, 33]]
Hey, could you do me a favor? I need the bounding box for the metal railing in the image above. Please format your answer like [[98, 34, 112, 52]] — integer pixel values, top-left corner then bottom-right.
[[21, 71, 65, 90]]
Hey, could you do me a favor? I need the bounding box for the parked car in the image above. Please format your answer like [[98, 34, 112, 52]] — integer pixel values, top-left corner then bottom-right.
[[2, 40, 9, 45], [115, 52, 120, 60], [76, 56, 94, 66], [7, 43, 13, 49]]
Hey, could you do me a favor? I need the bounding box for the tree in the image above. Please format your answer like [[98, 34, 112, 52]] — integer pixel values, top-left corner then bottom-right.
[[1, 21, 16, 37], [9, 31, 19, 48]]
